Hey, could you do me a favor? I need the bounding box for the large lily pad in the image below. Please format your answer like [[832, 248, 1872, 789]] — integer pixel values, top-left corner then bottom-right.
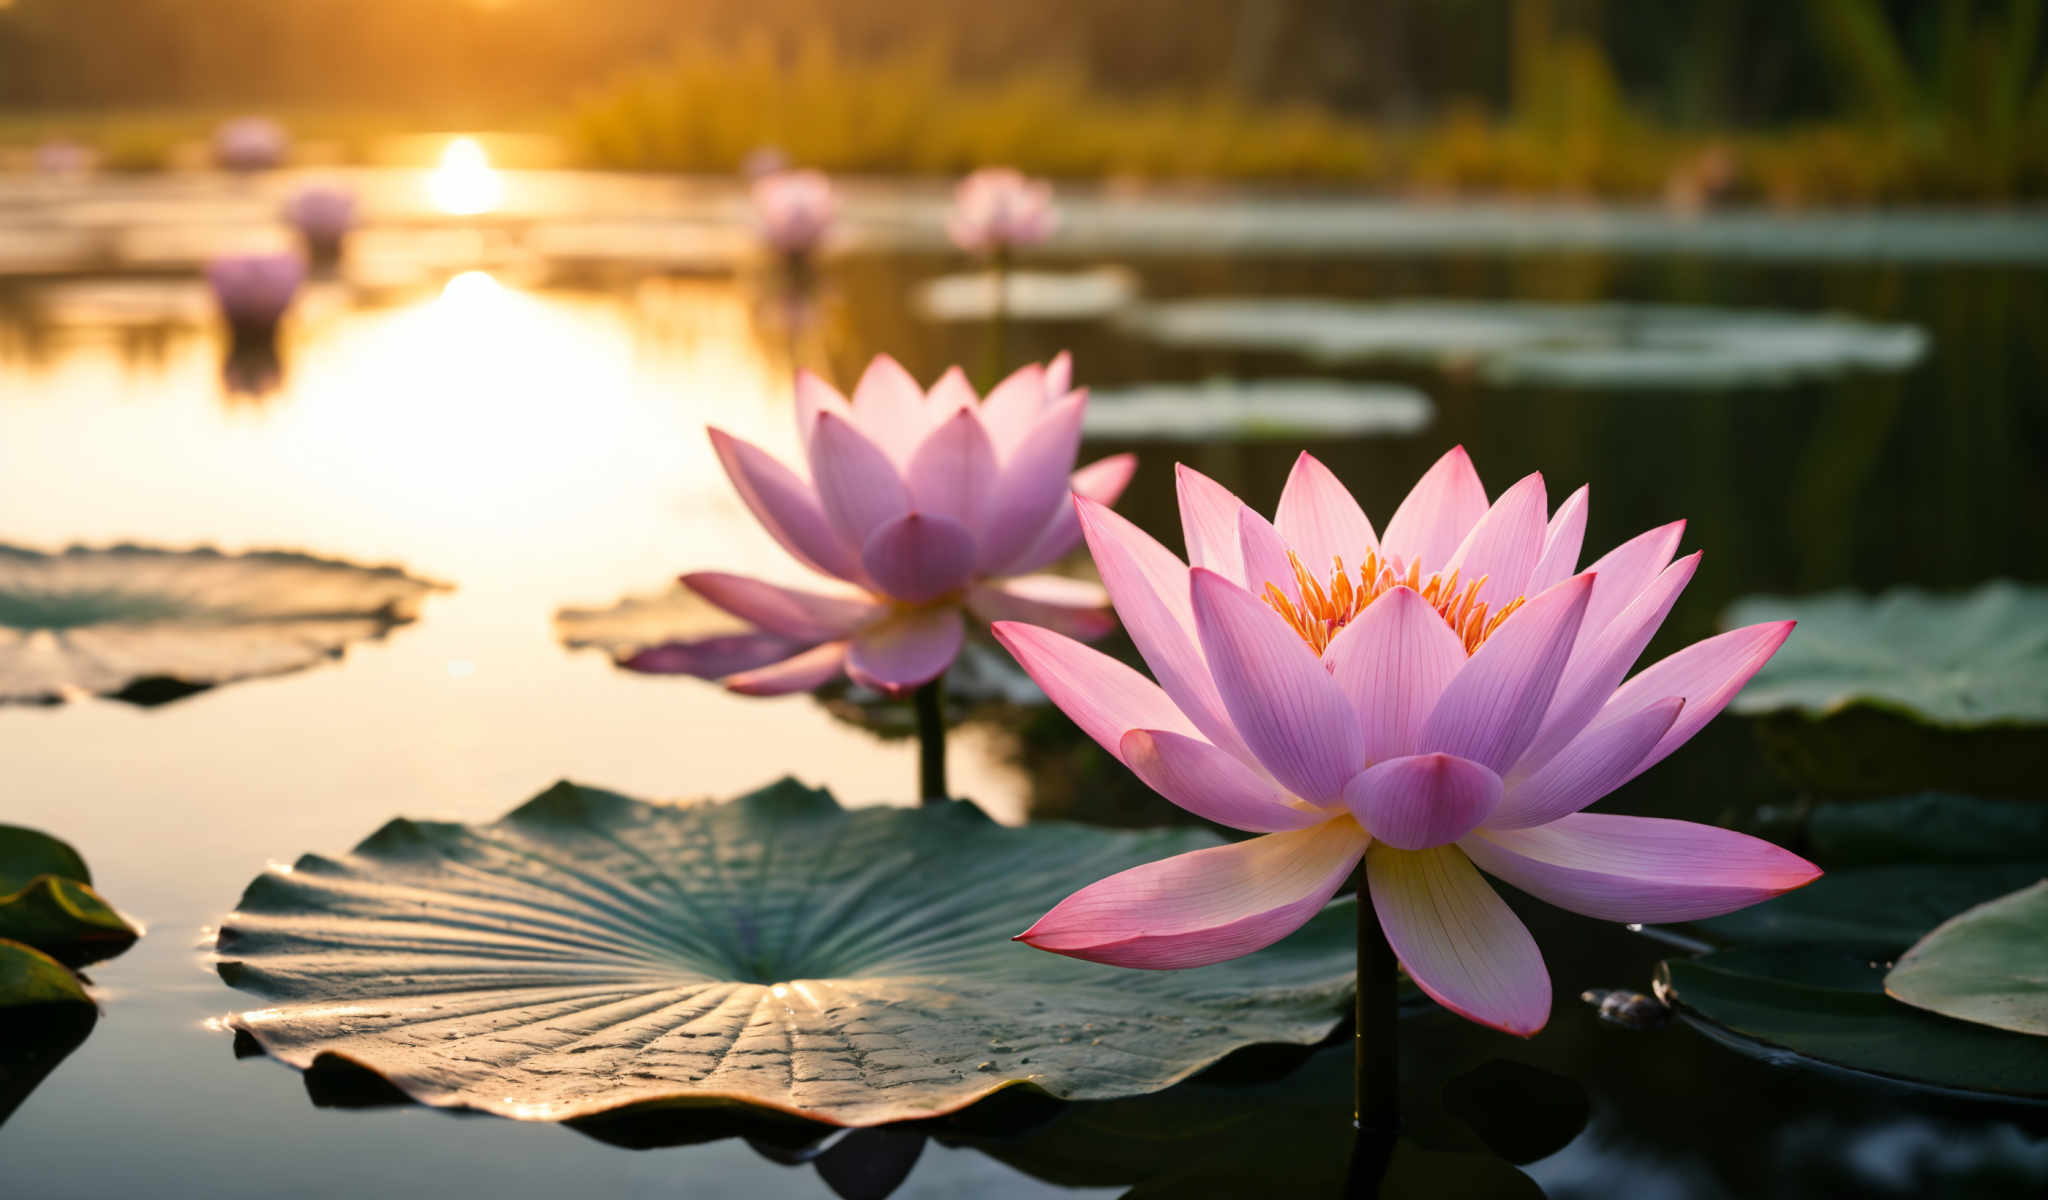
[[1656, 946, 2048, 1101], [215, 779, 1355, 1127], [1887, 880, 2048, 1037], [914, 267, 1139, 322], [0, 824, 140, 969], [1082, 379, 1432, 440], [0, 544, 446, 705], [555, 588, 1044, 734], [1119, 298, 1926, 389], [1725, 582, 2048, 729], [1807, 793, 2048, 867], [0, 947, 98, 1127], [1692, 862, 2048, 958]]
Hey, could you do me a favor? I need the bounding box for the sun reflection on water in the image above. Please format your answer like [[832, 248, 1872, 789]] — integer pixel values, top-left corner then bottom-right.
[[427, 137, 504, 216]]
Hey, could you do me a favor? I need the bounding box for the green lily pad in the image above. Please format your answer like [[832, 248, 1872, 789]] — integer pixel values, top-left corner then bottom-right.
[[914, 267, 1139, 322], [1887, 880, 2048, 1037], [0, 939, 92, 1010], [0, 544, 446, 705], [1726, 582, 2048, 729], [1082, 379, 1433, 441], [0, 825, 140, 969], [0, 941, 98, 1128], [1807, 794, 2048, 867], [215, 778, 1355, 1127], [1656, 945, 2048, 1101], [1693, 862, 2048, 957]]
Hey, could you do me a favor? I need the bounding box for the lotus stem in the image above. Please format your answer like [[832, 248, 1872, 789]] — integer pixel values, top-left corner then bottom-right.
[[984, 246, 1010, 386], [914, 676, 948, 804], [1355, 872, 1398, 1137]]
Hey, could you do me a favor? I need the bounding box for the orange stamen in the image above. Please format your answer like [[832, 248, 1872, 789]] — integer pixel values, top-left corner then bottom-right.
[[1262, 549, 1526, 656]]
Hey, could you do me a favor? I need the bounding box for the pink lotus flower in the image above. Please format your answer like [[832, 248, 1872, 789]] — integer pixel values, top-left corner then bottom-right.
[[994, 447, 1820, 1036], [213, 117, 288, 171], [675, 353, 1135, 697], [285, 185, 357, 249], [949, 168, 1056, 255], [752, 169, 836, 255], [208, 252, 305, 332]]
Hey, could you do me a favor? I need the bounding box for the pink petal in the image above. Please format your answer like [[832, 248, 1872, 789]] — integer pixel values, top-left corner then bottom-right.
[[1273, 451, 1377, 573], [1323, 585, 1468, 763], [1236, 505, 1299, 605], [846, 606, 964, 695], [990, 621, 1200, 761], [1486, 698, 1683, 829], [1525, 484, 1589, 594], [1120, 728, 1330, 832], [1175, 464, 1247, 585], [1017, 820, 1368, 969], [926, 365, 978, 414], [724, 640, 850, 695], [708, 427, 865, 583], [1380, 445, 1488, 573], [1076, 497, 1255, 765], [1606, 620, 1797, 784], [1000, 453, 1138, 575], [793, 370, 851, 441], [1444, 472, 1548, 609], [1462, 814, 1822, 923], [1420, 573, 1594, 773], [976, 392, 1087, 572], [1344, 753, 1503, 851], [680, 572, 878, 641], [1368, 843, 1550, 1036], [860, 512, 977, 604], [1580, 520, 1685, 641], [1516, 552, 1699, 776], [623, 632, 807, 678], [966, 575, 1115, 642], [1045, 350, 1073, 397], [847, 354, 926, 461], [979, 362, 1049, 452], [1190, 567, 1367, 803], [809, 411, 912, 552], [906, 406, 998, 534]]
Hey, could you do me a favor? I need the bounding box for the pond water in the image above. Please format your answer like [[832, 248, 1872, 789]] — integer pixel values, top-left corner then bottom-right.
[[2, 172, 2045, 1198]]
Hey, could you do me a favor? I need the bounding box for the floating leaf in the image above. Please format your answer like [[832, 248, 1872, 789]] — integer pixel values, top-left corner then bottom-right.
[[1726, 582, 2048, 729], [0, 944, 97, 1127], [1807, 794, 2048, 867], [1082, 378, 1433, 440], [1693, 862, 2048, 957], [1656, 946, 2048, 1101], [914, 267, 1139, 322], [0, 544, 446, 705], [1887, 880, 2048, 1037], [0, 825, 140, 969], [216, 779, 1354, 1127], [1120, 298, 1925, 389], [0, 939, 91, 1010]]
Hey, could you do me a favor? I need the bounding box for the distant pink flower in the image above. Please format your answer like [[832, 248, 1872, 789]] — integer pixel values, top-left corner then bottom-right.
[[752, 169, 836, 255], [208, 252, 304, 331], [34, 140, 94, 175], [995, 446, 1820, 1036], [285, 185, 357, 248], [670, 353, 1134, 697], [214, 118, 288, 171], [949, 168, 1055, 255]]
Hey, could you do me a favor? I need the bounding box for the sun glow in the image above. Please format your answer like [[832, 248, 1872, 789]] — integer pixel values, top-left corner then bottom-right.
[[428, 137, 503, 216]]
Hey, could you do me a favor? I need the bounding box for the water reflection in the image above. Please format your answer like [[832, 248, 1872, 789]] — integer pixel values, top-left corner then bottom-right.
[[427, 137, 504, 217]]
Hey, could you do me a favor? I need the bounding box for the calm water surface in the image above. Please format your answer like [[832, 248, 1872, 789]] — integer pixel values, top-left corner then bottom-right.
[[2, 174, 2044, 1198]]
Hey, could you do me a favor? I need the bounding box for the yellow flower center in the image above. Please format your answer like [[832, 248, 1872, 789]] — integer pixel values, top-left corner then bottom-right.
[[1262, 549, 1525, 657]]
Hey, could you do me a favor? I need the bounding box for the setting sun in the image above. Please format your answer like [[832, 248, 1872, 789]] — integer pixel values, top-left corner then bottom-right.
[[427, 136, 503, 215]]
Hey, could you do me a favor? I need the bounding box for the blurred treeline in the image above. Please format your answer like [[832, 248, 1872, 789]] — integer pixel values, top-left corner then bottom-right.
[[2, 0, 2045, 200]]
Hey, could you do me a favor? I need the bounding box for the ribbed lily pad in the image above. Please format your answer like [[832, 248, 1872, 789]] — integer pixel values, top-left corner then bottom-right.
[[0, 544, 446, 705], [0, 825, 140, 969], [1656, 946, 2048, 1101], [215, 779, 1354, 1127], [1807, 794, 2048, 867], [1120, 299, 1926, 389], [1887, 880, 2048, 1037], [1083, 379, 1433, 440], [1726, 582, 2048, 728], [555, 589, 1044, 734], [1693, 862, 2048, 958], [914, 267, 1139, 322]]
